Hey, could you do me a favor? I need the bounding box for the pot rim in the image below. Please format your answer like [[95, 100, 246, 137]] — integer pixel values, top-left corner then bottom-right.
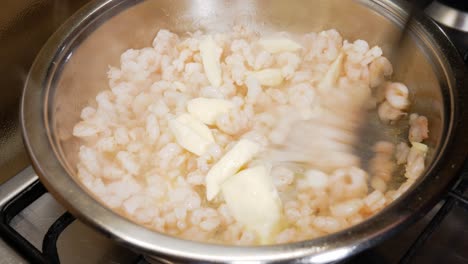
[[20, 0, 468, 262]]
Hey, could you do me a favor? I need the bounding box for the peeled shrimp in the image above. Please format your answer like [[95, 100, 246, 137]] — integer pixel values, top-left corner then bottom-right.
[[369, 57, 393, 88], [408, 113, 429, 143], [369, 141, 395, 183], [378, 101, 405, 122], [395, 142, 410, 165], [329, 167, 368, 200], [405, 143, 428, 179], [385, 82, 409, 110]]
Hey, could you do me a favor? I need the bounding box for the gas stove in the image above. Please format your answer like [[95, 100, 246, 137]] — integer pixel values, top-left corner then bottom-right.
[[0, 1, 467, 263]]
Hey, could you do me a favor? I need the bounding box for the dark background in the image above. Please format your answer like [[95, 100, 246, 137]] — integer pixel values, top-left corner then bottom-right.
[[0, 0, 91, 184]]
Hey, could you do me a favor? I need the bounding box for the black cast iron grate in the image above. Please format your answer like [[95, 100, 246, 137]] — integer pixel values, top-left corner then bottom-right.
[[0, 162, 466, 264], [0, 181, 76, 264]]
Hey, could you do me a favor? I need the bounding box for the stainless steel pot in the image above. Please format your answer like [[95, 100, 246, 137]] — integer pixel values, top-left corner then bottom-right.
[[21, 0, 468, 263]]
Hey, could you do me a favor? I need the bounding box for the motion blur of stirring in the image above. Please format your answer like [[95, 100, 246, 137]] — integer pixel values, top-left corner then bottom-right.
[[268, 0, 432, 173]]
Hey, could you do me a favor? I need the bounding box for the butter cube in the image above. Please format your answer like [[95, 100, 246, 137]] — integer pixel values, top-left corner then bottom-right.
[[251, 69, 284, 87], [205, 139, 260, 200], [221, 166, 282, 244], [200, 35, 223, 87], [318, 53, 344, 91], [168, 114, 214, 156], [410, 142, 428, 153], [258, 38, 302, 53], [187, 98, 234, 125]]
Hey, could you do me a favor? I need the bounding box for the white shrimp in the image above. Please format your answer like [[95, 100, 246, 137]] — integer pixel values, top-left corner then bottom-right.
[[329, 167, 368, 201], [370, 177, 387, 193], [363, 190, 387, 213], [395, 142, 410, 165], [271, 166, 295, 189], [378, 101, 405, 122], [311, 216, 344, 233], [385, 82, 409, 109], [408, 113, 429, 143], [405, 143, 428, 179], [190, 208, 221, 232], [369, 141, 395, 182], [275, 228, 297, 244], [373, 141, 394, 155], [329, 199, 364, 218], [369, 57, 393, 88]]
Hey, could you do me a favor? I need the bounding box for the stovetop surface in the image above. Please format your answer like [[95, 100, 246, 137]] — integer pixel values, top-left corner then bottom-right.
[[0, 1, 467, 263]]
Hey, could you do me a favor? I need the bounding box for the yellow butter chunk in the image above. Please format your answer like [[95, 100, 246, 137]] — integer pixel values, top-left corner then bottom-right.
[[205, 139, 260, 200], [318, 53, 344, 91], [411, 142, 428, 153], [258, 38, 302, 53], [200, 35, 223, 87], [221, 166, 282, 244], [168, 114, 214, 156], [251, 69, 284, 87], [404, 142, 428, 179], [187, 98, 234, 125]]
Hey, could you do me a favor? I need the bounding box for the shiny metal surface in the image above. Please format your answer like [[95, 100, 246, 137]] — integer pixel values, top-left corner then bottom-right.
[[426, 1, 468, 32], [21, 0, 468, 263], [11, 193, 64, 249], [0, 167, 38, 264], [57, 220, 140, 264], [0, 167, 38, 208], [0, 240, 27, 264], [0, 0, 91, 185]]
